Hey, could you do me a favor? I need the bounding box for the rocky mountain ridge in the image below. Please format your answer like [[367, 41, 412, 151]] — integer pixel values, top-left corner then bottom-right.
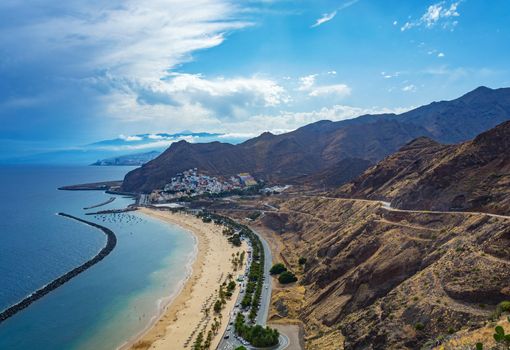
[[338, 120, 510, 215]]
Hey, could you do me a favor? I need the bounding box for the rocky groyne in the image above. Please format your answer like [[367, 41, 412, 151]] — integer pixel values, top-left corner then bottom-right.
[[0, 213, 117, 324], [83, 196, 116, 210]]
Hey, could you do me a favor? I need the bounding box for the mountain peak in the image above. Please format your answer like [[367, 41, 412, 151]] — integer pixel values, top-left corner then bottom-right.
[[400, 136, 440, 150], [260, 131, 274, 137], [458, 86, 497, 103]]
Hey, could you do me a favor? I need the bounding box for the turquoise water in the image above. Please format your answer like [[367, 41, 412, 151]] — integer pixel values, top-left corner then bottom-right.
[[0, 165, 195, 349]]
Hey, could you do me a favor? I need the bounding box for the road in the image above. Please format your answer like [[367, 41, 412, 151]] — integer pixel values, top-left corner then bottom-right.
[[217, 195, 510, 350], [254, 227, 273, 326], [301, 195, 510, 221], [217, 229, 289, 350]]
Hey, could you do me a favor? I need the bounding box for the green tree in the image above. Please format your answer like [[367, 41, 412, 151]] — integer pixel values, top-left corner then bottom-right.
[[213, 299, 222, 313], [269, 263, 287, 275], [278, 271, 298, 284]]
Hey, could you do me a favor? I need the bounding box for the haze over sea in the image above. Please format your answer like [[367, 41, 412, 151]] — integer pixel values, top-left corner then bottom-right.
[[0, 165, 195, 350]]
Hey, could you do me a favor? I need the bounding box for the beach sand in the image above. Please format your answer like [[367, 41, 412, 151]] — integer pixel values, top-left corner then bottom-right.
[[126, 208, 246, 350]]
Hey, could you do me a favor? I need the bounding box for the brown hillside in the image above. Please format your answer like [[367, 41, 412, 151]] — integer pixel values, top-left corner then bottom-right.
[[338, 121, 510, 215]]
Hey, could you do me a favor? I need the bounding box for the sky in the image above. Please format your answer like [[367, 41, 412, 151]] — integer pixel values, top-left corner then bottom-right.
[[0, 0, 509, 159]]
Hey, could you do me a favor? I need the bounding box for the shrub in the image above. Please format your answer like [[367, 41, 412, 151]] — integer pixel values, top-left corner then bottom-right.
[[278, 271, 298, 284], [493, 325, 510, 344], [270, 263, 287, 275], [298, 257, 307, 265], [500, 301, 510, 312], [213, 300, 222, 313], [228, 234, 242, 247], [235, 347, 247, 350], [415, 322, 425, 331], [247, 211, 261, 220]]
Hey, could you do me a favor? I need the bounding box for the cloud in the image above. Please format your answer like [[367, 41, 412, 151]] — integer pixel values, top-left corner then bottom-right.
[[402, 84, 417, 92], [298, 74, 318, 91], [297, 74, 351, 98], [2, 1, 252, 81], [119, 72, 290, 122], [218, 104, 412, 135], [381, 71, 401, 79], [311, 0, 360, 28], [311, 11, 337, 28], [309, 84, 351, 97], [438, 52, 445, 58], [119, 134, 143, 142], [401, 1, 462, 31]]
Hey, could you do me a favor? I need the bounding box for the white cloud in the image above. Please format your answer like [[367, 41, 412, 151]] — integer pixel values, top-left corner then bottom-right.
[[148, 134, 165, 140], [310, 0, 360, 28], [402, 84, 417, 92], [163, 73, 288, 107], [311, 11, 337, 28], [309, 84, 351, 97], [7, 1, 252, 82], [297, 74, 351, 98], [438, 52, 445, 57], [298, 74, 318, 91], [401, 1, 462, 31], [381, 71, 401, 79], [119, 134, 143, 142]]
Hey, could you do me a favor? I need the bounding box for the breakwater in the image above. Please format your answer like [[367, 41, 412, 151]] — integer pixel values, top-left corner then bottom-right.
[[0, 213, 117, 324], [84, 197, 116, 210]]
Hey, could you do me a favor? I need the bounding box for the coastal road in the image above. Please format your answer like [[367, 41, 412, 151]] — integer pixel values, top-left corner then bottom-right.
[[216, 228, 289, 350], [253, 227, 272, 326]]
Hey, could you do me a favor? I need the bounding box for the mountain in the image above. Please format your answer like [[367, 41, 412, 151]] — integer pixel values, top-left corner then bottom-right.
[[240, 121, 510, 349], [3, 131, 246, 165], [122, 86, 510, 193], [338, 120, 510, 215], [91, 150, 161, 166]]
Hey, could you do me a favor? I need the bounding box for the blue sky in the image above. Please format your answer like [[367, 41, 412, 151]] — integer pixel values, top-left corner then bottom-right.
[[0, 0, 509, 158]]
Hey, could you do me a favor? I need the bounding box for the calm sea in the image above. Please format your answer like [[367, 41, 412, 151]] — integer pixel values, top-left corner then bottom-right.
[[0, 165, 195, 350]]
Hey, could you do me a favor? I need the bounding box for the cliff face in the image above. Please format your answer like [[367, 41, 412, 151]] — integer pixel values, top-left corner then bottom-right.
[[122, 86, 510, 193], [338, 121, 510, 215]]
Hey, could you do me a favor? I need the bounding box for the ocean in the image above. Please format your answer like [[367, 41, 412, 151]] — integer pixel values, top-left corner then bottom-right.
[[0, 165, 195, 350]]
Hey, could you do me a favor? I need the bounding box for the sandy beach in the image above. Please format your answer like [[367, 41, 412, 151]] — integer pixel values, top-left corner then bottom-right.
[[126, 208, 246, 350]]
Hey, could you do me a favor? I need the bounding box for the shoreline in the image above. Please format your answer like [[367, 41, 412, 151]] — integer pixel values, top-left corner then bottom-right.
[[0, 213, 117, 324], [122, 208, 246, 350], [117, 211, 199, 350]]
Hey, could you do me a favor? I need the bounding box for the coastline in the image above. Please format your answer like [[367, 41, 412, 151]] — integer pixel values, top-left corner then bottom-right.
[[122, 208, 246, 350], [0, 213, 117, 324]]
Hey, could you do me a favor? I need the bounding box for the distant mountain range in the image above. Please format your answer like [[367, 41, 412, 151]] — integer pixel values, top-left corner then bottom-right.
[[91, 150, 161, 166], [122, 86, 510, 193], [4, 132, 246, 165]]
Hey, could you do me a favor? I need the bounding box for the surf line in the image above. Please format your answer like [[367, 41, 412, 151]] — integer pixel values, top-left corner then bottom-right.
[[0, 213, 117, 324]]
